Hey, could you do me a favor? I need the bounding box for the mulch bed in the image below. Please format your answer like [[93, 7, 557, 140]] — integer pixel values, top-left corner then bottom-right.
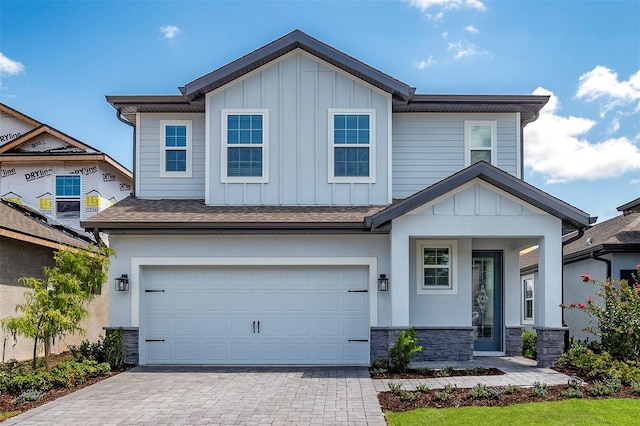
[[370, 367, 503, 380], [0, 353, 132, 421], [378, 381, 640, 412]]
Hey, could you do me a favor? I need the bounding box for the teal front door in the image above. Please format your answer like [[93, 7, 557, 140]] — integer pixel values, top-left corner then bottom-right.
[[472, 251, 503, 352]]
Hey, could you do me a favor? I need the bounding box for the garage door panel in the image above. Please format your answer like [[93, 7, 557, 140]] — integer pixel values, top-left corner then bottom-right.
[[143, 265, 369, 365], [202, 318, 227, 335]]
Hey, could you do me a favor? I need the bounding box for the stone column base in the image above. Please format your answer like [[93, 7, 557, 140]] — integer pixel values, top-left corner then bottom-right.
[[505, 326, 524, 357], [534, 326, 568, 367], [104, 326, 139, 365]]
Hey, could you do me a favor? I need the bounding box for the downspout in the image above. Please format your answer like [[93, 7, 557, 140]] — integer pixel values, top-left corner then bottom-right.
[[560, 227, 586, 349], [591, 250, 612, 281], [116, 109, 136, 197], [520, 110, 540, 180]]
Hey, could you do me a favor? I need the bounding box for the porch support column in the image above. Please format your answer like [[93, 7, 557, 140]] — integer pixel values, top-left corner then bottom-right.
[[390, 229, 410, 326], [536, 231, 567, 367]]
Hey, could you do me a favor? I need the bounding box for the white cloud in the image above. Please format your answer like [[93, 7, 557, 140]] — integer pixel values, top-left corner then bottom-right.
[[524, 87, 640, 183], [0, 52, 25, 76], [464, 25, 479, 33], [407, 0, 486, 11], [415, 56, 437, 69], [576, 66, 640, 117], [630, 178, 640, 185], [447, 39, 487, 60], [160, 25, 180, 40]]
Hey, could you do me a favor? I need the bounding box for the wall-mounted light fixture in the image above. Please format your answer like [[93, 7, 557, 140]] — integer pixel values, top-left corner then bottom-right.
[[378, 274, 389, 292], [115, 274, 130, 292]]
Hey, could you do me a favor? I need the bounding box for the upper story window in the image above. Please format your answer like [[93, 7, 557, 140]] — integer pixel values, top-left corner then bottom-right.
[[465, 121, 497, 166], [160, 120, 192, 177], [416, 240, 458, 294], [328, 109, 375, 183], [522, 274, 534, 324], [55, 175, 81, 219], [221, 110, 268, 183]]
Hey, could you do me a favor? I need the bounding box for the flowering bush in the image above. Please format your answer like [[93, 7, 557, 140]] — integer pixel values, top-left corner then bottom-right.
[[562, 265, 640, 362]]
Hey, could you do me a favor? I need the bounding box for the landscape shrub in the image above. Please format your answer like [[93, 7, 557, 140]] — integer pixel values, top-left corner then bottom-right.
[[70, 328, 125, 369], [561, 268, 640, 362], [522, 330, 537, 359], [389, 327, 422, 373]]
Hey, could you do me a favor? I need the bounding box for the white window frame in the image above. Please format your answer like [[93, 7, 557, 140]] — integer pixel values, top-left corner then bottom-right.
[[328, 109, 376, 183], [522, 274, 535, 324], [464, 120, 497, 167], [160, 120, 192, 178], [416, 240, 458, 294], [221, 109, 269, 184]]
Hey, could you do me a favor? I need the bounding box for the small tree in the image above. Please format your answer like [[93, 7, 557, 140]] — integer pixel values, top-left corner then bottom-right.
[[562, 266, 640, 362], [1, 244, 114, 369]]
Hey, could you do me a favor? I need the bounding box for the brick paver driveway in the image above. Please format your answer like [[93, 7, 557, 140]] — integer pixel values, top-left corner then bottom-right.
[[5, 366, 386, 425]]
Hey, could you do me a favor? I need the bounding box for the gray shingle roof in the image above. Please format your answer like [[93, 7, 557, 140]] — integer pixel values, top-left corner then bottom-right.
[[0, 200, 91, 249], [81, 197, 389, 233]]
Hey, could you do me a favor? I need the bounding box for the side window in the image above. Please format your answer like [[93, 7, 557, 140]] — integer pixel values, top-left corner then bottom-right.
[[328, 110, 375, 183], [465, 121, 497, 166], [522, 274, 534, 324], [221, 110, 268, 183], [55, 175, 81, 219], [416, 240, 457, 294], [160, 120, 192, 177]]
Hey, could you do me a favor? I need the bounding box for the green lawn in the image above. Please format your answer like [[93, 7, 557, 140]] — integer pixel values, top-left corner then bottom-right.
[[385, 399, 640, 426]]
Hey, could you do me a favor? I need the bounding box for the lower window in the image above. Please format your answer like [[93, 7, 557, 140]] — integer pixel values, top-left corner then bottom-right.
[[522, 274, 534, 323], [417, 240, 457, 294]]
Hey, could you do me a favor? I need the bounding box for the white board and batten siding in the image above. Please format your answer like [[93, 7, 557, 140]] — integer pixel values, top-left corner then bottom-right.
[[136, 114, 206, 199], [206, 51, 391, 206], [392, 113, 520, 199]]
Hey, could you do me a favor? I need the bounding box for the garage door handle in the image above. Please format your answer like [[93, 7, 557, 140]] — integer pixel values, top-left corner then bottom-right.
[[348, 339, 369, 342], [145, 339, 165, 342], [348, 289, 368, 293], [145, 289, 165, 293]]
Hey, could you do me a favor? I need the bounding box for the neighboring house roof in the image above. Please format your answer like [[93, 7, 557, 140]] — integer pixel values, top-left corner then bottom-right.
[[81, 197, 389, 234], [520, 210, 640, 272], [618, 197, 640, 215], [0, 103, 41, 127], [0, 199, 92, 250], [369, 161, 595, 232], [0, 124, 132, 180], [106, 30, 548, 125]]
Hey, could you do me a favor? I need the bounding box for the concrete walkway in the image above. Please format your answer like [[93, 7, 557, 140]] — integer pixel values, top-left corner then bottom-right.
[[5, 366, 386, 426], [373, 356, 572, 392]]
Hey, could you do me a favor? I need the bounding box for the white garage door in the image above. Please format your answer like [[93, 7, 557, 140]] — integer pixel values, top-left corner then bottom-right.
[[141, 265, 370, 365]]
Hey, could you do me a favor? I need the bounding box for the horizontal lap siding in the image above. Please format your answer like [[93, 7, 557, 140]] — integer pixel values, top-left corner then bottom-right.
[[137, 114, 206, 199], [392, 113, 518, 199]]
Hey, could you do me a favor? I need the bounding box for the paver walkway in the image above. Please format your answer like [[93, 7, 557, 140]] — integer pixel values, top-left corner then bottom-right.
[[4, 357, 572, 425], [372, 356, 572, 392], [4, 366, 386, 426]]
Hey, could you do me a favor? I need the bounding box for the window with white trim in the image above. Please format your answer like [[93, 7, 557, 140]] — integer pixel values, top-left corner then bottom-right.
[[160, 120, 192, 177], [522, 274, 534, 323], [465, 120, 497, 166], [328, 109, 375, 183], [55, 175, 81, 219], [221, 110, 268, 183], [417, 240, 457, 294]]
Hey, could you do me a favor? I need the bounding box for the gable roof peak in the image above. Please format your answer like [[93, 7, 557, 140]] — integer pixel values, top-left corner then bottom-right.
[[180, 29, 413, 102]]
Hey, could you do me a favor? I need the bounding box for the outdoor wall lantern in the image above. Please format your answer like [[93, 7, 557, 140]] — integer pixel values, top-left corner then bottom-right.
[[378, 274, 389, 292], [115, 274, 130, 292]]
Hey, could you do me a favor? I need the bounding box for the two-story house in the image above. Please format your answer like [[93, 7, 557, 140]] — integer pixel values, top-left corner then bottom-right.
[[0, 103, 133, 234], [83, 30, 594, 367]]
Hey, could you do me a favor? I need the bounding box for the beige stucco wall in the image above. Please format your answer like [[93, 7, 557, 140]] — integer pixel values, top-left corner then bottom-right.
[[0, 284, 109, 362]]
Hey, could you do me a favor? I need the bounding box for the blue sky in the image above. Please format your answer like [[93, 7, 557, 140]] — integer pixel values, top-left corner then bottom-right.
[[1, 0, 638, 223]]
